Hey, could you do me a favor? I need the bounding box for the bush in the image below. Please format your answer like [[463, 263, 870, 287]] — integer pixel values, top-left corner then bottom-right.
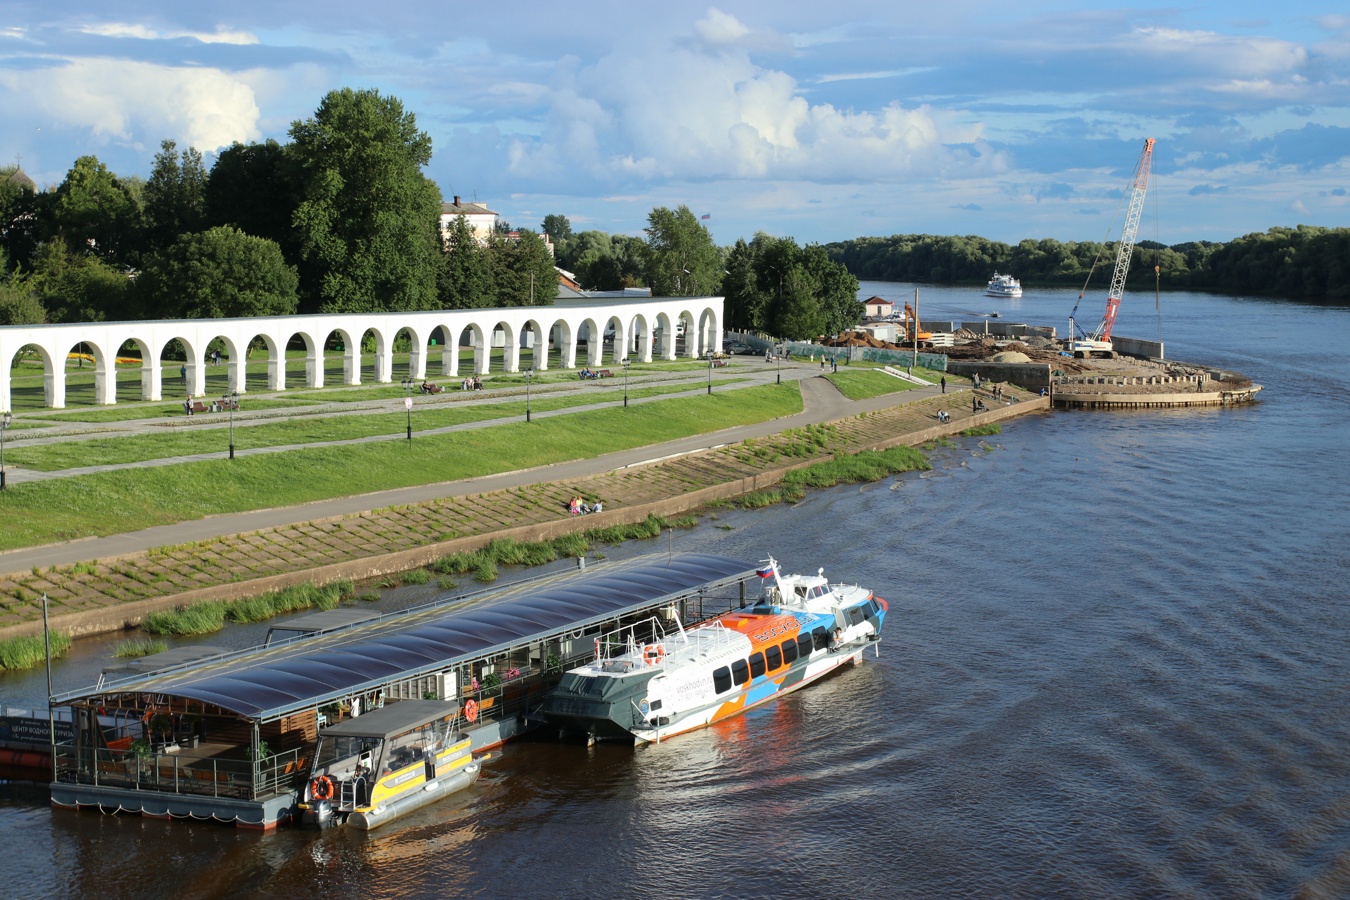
[[402, 568, 431, 585], [113, 638, 167, 659]]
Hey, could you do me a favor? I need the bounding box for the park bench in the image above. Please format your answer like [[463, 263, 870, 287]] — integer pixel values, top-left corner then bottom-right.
[[596, 369, 613, 378], [710, 359, 729, 368]]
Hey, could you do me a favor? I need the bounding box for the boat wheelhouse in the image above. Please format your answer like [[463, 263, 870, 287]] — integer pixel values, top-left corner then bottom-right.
[[298, 700, 482, 830]]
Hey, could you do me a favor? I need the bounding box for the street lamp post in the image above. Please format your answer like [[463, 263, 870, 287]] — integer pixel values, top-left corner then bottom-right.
[[524, 369, 534, 422], [401, 378, 415, 441], [223, 391, 238, 459], [707, 358, 714, 395], [0, 410, 10, 490], [622, 358, 631, 407], [776, 352, 782, 385]]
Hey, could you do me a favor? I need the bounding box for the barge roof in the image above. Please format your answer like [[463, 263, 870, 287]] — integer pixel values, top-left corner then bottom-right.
[[57, 553, 753, 723]]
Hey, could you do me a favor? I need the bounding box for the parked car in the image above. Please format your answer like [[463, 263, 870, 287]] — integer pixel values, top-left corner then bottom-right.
[[726, 342, 751, 355]]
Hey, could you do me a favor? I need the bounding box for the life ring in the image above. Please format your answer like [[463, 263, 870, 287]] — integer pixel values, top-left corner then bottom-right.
[[310, 775, 333, 801], [464, 699, 479, 724], [642, 643, 665, 666]]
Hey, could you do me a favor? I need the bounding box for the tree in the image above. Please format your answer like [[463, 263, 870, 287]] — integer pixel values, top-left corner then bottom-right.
[[487, 230, 557, 306], [47, 156, 142, 266], [136, 226, 299, 320], [721, 238, 765, 332], [205, 140, 302, 263], [142, 139, 207, 256], [29, 239, 132, 323], [289, 88, 443, 313], [641, 205, 722, 296], [0, 165, 40, 272], [0, 273, 46, 325], [438, 215, 493, 309]]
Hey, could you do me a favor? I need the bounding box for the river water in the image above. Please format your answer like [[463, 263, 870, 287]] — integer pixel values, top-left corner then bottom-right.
[[3, 283, 1348, 898]]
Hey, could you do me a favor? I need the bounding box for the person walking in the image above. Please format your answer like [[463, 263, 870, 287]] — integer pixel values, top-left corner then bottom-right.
[[940, 376, 946, 394]]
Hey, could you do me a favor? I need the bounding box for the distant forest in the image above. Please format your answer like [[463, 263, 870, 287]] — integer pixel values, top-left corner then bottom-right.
[[824, 225, 1350, 301]]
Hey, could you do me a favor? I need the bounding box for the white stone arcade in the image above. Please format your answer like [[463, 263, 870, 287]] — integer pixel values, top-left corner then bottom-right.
[[0, 297, 724, 410]]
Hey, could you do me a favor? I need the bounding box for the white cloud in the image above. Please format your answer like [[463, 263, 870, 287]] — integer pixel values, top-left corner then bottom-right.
[[79, 22, 259, 45], [0, 58, 262, 151], [491, 14, 1003, 190]]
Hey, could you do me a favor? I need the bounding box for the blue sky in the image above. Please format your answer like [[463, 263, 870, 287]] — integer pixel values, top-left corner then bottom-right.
[[2, 2, 1347, 246]]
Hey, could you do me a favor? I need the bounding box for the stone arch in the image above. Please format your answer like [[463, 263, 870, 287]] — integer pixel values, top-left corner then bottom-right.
[[652, 313, 676, 361], [119, 337, 158, 402], [675, 310, 698, 359], [201, 332, 244, 397], [578, 317, 602, 368], [456, 323, 487, 376], [550, 318, 576, 369], [602, 315, 626, 365], [9, 342, 57, 409], [160, 335, 203, 398], [490, 320, 519, 373], [625, 314, 652, 363], [429, 324, 458, 377], [241, 331, 283, 393], [697, 307, 721, 357], [392, 325, 425, 382], [288, 330, 323, 389], [522, 318, 549, 372], [361, 326, 391, 384]]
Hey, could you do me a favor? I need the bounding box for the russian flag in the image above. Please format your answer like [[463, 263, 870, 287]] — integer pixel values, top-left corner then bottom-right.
[[701, 213, 711, 220], [756, 565, 774, 578]]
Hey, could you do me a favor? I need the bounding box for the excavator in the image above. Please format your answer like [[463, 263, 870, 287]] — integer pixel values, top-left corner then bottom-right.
[[902, 302, 931, 343]]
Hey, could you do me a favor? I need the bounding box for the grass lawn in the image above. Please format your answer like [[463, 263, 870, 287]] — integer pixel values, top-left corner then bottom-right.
[[32, 397, 323, 424], [0, 383, 804, 550], [6, 380, 745, 470], [825, 369, 923, 400]]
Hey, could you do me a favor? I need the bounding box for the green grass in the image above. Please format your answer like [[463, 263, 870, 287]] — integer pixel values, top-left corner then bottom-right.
[[0, 385, 803, 551], [140, 581, 345, 635], [34, 397, 321, 423], [0, 630, 73, 670], [727, 445, 931, 509], [960, 423, 1003, 436], [113, 637, 168, 658], [7, 380, 747, 471], [825, 369, 924, 400]]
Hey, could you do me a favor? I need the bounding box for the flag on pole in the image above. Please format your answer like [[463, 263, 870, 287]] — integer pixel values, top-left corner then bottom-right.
[[701, 213, 711, 220], [756, 565, 774, 578]]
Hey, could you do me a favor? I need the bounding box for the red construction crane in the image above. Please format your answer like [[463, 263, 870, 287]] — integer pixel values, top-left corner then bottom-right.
[[1071, 137, 1156, 357]]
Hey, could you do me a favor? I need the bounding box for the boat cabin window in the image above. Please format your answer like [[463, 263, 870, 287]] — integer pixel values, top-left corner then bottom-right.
[[731, 659, 750, 686], [713, 666, 733, 694], [847, 606, 865, 626], [649, 699, 663, 711], [780, 639, 798, 665], [384, 719, 450, 772], [765, 645, 783, 670], [812, 627, 829, 650], [797, 633, 813, 658], [749, 652, 766, 679], [795, 585, 808, 600], [315, 735, 383, 771]]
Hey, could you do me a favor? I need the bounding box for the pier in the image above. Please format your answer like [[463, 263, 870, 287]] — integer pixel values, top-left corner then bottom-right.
[[43, 553, 763, 830]]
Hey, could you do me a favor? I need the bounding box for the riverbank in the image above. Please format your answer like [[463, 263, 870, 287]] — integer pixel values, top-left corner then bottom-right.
[[0, 381, 1046, 642]]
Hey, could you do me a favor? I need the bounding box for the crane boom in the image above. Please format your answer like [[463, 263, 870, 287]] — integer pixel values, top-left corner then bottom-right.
[[1092, 137, 1155, 342]]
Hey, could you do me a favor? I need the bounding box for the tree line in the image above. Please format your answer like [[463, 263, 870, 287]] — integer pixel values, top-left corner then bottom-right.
[[0, 88, 557, 329], [823, 227, 1350, 301]]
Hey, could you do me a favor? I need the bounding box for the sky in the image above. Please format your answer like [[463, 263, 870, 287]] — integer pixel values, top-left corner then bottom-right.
[[2, 2, 1348, 247]]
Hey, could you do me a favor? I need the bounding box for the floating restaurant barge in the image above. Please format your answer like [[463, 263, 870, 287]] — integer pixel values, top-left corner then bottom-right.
[[47, 553, 763, 830]]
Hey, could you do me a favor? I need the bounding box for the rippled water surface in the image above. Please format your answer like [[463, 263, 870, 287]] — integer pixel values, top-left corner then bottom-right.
[[3, 285, 1348, 898]]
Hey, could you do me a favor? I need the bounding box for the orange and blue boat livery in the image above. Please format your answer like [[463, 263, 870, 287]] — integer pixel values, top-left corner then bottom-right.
[[542, 556, 887, 743]]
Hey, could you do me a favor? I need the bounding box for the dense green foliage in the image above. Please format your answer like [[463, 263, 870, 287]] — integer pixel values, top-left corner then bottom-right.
[[136, 226, 299, 320], [641, 205, 724, 297], [289, 88, 443, 313], [722, 233, 861, 339], [825, 226, 1350, 301]]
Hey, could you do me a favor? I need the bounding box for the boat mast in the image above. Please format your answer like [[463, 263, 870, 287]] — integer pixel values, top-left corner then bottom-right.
[[1092, 137, 1156, 342]]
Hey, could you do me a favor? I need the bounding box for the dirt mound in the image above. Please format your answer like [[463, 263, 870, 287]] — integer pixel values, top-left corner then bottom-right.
[[989, 351, 1032, 363]]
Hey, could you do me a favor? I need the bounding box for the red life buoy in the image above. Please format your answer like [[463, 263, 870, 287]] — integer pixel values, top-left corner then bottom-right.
[[310, 775, 333, 801], [642, 643, 665, 666], [464, 699, 479, 723]]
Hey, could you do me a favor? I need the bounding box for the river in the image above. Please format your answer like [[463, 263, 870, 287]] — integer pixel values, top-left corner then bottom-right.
[[2, 282, 1348, 898]]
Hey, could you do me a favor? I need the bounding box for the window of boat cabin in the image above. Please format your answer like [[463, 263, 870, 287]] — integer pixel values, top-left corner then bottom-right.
[[780, 639, 798, 665], [797, 633, 814, 657], [812, 627, 830, 650], [315, 735, 383, 770], [713, 666, 733, 694], [731, 659, 750, 685], [650, 699, 663, 711], [765, 645, 783, 670], [749, 652, 766, 679], [847, 606, 865, 626]]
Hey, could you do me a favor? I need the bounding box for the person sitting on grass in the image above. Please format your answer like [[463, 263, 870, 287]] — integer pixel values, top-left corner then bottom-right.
[[591, 500, 603, 514]]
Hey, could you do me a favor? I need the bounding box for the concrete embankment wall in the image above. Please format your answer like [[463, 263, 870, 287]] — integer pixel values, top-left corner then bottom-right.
[[946, 361, 1052, 393], [1112, 335, 1165, 359], [959, 322, 1059, 339], [3, 396, 1047, 642]]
